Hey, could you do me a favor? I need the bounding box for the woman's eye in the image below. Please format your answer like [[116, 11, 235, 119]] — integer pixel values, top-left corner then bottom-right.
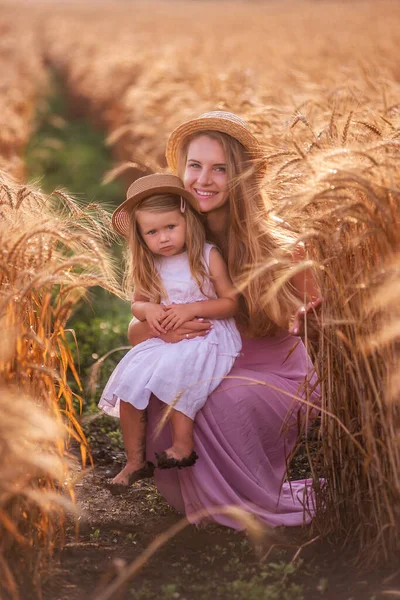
[[188, 162, 200, 169], [215, 166, 226, 173]]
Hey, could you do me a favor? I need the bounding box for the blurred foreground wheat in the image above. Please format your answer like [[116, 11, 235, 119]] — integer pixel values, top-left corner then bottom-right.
[[0, 170, 119, 597], [0, 9, 46, 179]]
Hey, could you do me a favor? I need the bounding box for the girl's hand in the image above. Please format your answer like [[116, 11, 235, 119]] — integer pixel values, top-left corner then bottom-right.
[[162, 304, 197, 331], [143, 303, 167, 336], [160, 318, 211, 342], [289, 297, 324, 339]]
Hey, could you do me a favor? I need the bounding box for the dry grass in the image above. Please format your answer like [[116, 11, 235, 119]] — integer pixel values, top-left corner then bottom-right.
[[0, 169, 120, 597]]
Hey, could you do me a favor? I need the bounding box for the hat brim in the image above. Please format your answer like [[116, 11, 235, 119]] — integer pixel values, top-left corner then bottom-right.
[[112, 185, 199, 238], [166, 116, 263, 174]]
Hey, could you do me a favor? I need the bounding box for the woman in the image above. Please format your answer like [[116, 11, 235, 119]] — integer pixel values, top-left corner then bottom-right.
[[111, 111, 322, 529]]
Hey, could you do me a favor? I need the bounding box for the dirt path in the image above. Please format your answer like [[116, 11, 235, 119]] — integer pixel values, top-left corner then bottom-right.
[[41, 440, 397, 600]]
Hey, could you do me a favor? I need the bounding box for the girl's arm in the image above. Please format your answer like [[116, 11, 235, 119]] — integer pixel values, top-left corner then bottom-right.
[[162, 248, 239, 331], [131, 292, 149, 321], [131, 292, 166, 336]]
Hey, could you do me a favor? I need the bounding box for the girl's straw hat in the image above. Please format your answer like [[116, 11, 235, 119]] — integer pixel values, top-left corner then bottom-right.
[[112, 173, 200, 238], [166, 110, 263, 174]]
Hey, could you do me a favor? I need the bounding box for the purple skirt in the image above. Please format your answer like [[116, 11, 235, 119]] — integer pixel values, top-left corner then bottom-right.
[[145, 331, 320, 530]]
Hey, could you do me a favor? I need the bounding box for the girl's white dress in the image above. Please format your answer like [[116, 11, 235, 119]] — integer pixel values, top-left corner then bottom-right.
[[98, 243, 242, 420]]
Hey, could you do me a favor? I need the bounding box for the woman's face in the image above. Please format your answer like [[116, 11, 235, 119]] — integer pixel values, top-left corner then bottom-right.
[[183, 135, 229, 214]]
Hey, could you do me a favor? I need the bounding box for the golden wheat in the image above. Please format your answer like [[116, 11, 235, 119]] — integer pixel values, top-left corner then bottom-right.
[[0, 8, 46, 179], [0, 169, 120, 597], [270, 128, 400, 564], [40, 2, 400, 175]]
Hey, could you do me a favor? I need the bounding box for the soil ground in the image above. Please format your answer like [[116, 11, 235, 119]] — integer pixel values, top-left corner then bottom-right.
[[40, 419, 400, 600]]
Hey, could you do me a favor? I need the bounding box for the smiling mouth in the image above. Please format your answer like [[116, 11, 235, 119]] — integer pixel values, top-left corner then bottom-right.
[[194, 189, 218, 198]]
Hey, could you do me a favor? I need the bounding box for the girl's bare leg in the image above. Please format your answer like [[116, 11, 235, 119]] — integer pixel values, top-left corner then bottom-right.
[[164, 409, 194, 460], [112, 401, 147, 485]]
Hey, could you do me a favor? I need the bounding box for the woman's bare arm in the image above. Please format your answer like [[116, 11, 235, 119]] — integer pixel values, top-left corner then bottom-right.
[[127, 317, 212, 347], [128, 319, 153, 346], [289, 244, 324, 337], [290, 244, 321, 302]]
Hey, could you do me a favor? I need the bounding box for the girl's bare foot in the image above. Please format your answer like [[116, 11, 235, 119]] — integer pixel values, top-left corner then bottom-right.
[[111, 402, 149, 490], [157, 409, 197, 469], [163, 443, 194, 461], [111, 461, 146, 486], [106, 461, 155, 495], [156, 444, 198, 470]]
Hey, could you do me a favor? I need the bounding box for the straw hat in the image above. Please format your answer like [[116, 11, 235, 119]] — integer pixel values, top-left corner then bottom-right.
[[166, 110, 263, 174], [112, 173, 199, 238]]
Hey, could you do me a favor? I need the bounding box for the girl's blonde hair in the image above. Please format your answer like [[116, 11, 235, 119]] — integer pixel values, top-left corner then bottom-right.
[[178, 131, 301, 336], [125, 193, 207, 302]]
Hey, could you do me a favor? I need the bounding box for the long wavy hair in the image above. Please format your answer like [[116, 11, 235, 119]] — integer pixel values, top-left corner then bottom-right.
[[125, 193, 207, 302], [178, 131, 301, 336]]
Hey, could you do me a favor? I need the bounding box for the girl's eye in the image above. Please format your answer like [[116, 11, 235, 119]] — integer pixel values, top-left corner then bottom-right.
[[167, 225, 175, 230], [147, 230, 156, 235]]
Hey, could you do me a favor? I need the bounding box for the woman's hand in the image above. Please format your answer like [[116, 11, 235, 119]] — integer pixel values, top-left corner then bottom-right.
[[289, 297, 324, 339], [128, 317, 212, 347], [159, 318, 212, 343]]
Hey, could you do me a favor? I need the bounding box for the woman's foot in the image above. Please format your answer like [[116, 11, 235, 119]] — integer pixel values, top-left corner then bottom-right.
[[106, 461, 154, 495]]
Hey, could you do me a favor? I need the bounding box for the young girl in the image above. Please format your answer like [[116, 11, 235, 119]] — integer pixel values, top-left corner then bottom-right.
[[98, 173, 241, 491]]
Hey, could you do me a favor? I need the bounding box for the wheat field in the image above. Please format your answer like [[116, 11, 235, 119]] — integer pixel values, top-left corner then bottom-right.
[[0, 0, 399, 595]]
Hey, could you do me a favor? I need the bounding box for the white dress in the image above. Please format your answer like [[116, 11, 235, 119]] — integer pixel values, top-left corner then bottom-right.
[[98, 243, 242, 420]]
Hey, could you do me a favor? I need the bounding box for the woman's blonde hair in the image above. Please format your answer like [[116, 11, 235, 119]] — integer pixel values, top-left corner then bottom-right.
[[125, 193, 207, 302], [178, 131, 301, 336]]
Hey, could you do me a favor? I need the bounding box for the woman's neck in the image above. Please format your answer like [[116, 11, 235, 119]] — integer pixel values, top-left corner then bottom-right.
[[206, 206, 229, 248]]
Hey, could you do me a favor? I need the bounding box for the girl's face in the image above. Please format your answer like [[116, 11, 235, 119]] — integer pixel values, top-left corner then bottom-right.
[[136, 208, 187, 257], [183, 135, 229, 214]]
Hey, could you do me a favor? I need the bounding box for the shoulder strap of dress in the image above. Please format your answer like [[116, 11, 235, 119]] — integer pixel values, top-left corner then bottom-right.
[[203, 242, 216, 270]]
